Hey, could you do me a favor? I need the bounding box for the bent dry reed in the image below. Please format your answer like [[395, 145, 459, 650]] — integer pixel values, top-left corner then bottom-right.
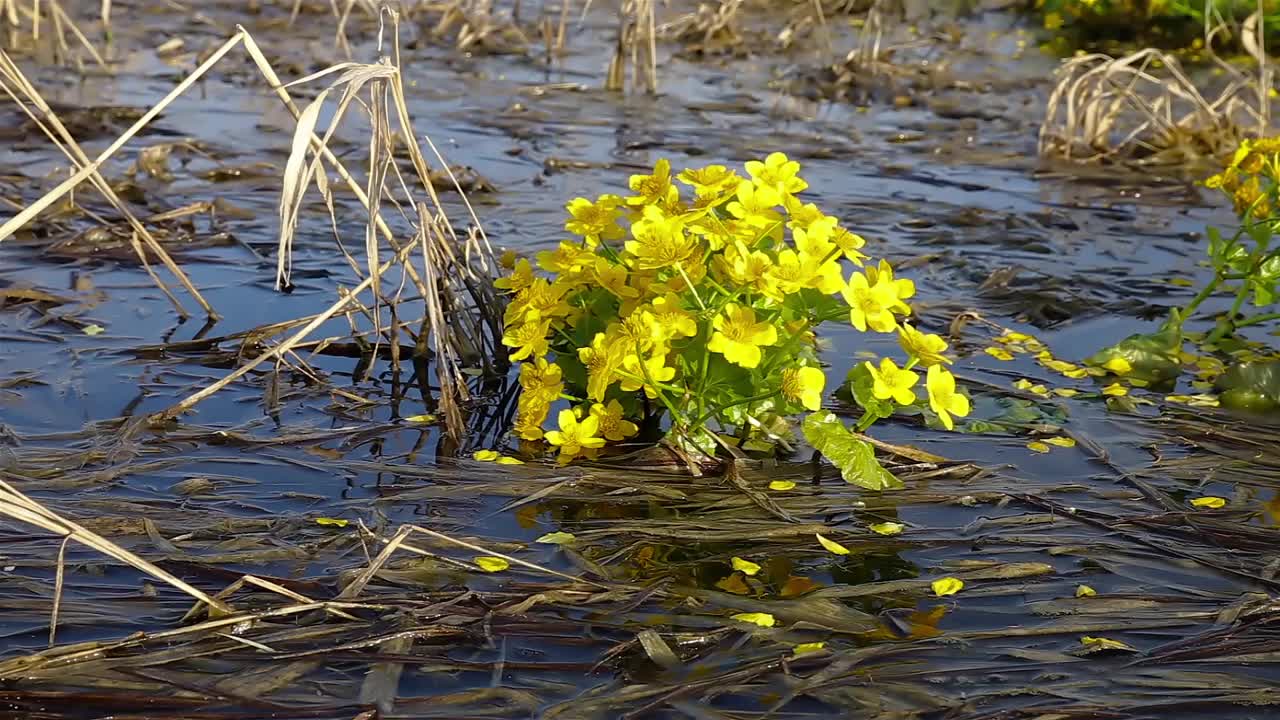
[[492, 153, 971, 481]]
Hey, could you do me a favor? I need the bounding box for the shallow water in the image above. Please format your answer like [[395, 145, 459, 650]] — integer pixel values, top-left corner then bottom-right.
[[2, 3, 1279, 719]]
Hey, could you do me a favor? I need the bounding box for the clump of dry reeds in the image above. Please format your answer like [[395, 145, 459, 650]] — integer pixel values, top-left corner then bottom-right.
[[0, 9, 506, 443], [0, 0, 109, 66], [607, 0, 658, 92], [1039, 12, 1273, 165]]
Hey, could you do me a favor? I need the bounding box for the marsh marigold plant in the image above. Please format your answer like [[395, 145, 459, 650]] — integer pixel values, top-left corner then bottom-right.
[[497, 154, 969, 477]]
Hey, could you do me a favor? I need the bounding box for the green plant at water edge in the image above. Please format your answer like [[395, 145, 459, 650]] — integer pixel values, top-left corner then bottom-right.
[[1037, 0, 1280, 47], [494, 154, 970, 483]]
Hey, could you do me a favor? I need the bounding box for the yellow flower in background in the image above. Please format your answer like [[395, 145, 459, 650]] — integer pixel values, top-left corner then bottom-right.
[[544, 409, 605, 463], [926, 365, 970, 430], [565, 194, 625, 244], [591, 400, 639, 441], [495, 257, 535, 293], [898, 323, 951, 366], [502, 318, 550, 362], [708, 304, 778, 368], [782, 366, 826, 411], [625, 205, 699, 270], [745, 151, 808, 197], [843, 270, 906, 333], [519, 357, 564, 403], [866, 357, 919, 405], [504, 277, 573, 327]]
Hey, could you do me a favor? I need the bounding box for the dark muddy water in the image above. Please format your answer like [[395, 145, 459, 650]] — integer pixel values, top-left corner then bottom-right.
[[2, 3, 1278, 719]]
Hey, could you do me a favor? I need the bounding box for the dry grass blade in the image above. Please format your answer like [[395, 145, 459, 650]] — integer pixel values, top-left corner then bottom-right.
[[0, 477, 233, 615], [607, 0, 658, 92], [1039, 12, 1272, 165]]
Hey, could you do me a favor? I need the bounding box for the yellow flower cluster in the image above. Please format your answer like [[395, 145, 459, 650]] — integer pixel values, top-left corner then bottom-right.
[[1205, 136, 1280, 219], [497, 154, 969, 463]]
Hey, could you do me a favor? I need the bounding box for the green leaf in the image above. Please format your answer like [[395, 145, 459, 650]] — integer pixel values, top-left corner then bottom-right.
[[843, 363, 895, 431], [801, 411, 901, 490], [1085, 324, 1182, 385]]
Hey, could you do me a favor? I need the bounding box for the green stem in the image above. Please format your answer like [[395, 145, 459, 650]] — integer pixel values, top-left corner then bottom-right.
[[1234, 311, 1280, 329], [691, 390, 779, 430]]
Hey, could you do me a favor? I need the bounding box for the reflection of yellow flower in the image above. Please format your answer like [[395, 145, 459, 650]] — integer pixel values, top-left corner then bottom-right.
[[781, 366, 825, 410], [502, 319, 550, 362], [544, 409, 605, 464], [591, 400, 639, 441], [708, 304, 778, 369], [898, 323, 950, 366], [926, 365, 970, 430], [866, 358, 919, 405]]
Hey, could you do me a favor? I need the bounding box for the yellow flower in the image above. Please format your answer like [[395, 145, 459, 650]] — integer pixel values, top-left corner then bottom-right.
[[898, 323, 951, 366], [842, 270, 907, 333], [565, 194, 625, 244], [544, 408, 605, 464], [594, 257, 639, 301], [619, 352, 676, 399], [578, 332, 623, 402], [767, 248, 843, 299], [502, 318, 550, 362], [717, 241, 776, 295], [781, 366, 826, 411], [504, 278, 573, 327], [536, 240, 596, 276], [867, 259, 914, 303], [831, 226, 867, 264], [866, 357, 919, 405], [591, 400, 639, 441], [611, 310, 665, 356], [677, 164, 741, 202], [514, 393, 550, 440], [628, 158, 679, 208], [926, 365, 970, 430], [726, 179, 783, 230], [649, 293, 697, 339], [784, 199, 830, 231], [625, 205, 699, 270], [707, 304, 778, 369], [519, 357, 563, 403], [494, 257, 535, 293], [745, 151, 808, 197]]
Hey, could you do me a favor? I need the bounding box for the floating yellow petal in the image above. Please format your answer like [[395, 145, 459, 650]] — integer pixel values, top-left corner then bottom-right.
[[793, 642, 826, 655], [496, 456, 525, 465], [731, 612, 776, 628], [1103, 357, 1132, 374], [815, 533, 850, 555], [536, 531, 576, 545], [315, 517, 349, 528], [1102, 383, 1128, 397], [82, 324, 105, 336], [769, 480, 797, 491], [473, 450, 500, 461], [404, 414, 437, 423], [1075, 584, 1097, 598], [474, 556, 510, 572], [1044, 436, 1076, 448], [931, 577, 964, 597], [731, 556, 762, 576], [869, 522, 904, 536], [1026, 441, 1050, 453], [984, 347, 1014, 361], [1080, 636, 1136, 652], [1191, 496, 1226, 509]]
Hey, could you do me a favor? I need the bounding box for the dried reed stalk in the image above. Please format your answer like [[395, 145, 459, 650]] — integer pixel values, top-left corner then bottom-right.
[[1039, 11, 1272, 164], [607, 0, 658, 92]]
